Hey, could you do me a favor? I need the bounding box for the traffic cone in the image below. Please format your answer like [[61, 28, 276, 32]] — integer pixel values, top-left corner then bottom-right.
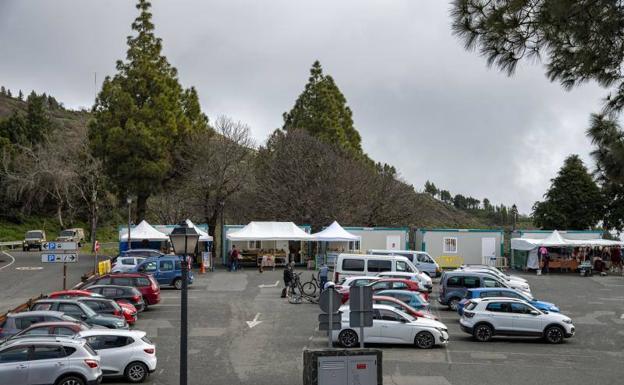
[[200, 262, 206, 274]]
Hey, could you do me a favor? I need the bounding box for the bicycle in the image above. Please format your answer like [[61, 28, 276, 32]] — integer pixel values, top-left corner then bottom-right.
[[301, 273, 321, 296], [288, 273, 319, 304]]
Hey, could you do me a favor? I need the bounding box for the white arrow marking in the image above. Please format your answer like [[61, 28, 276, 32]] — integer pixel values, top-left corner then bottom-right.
[[246, 313, 262, 328], [258, 280, 280, 288], [621, 314, 624, 319]]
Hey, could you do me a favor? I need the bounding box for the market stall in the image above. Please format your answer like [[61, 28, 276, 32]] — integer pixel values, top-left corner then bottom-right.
[[311, 221, 361, 267], [511, 230, 624, 272], [226, 221, 314, 267], [119, 220, 169, 252]]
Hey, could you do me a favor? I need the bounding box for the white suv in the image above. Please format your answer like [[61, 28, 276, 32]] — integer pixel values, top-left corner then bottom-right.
[[0, 336, 102, 385], [78, 329, 156, 383], [459, 298, 574, 344]]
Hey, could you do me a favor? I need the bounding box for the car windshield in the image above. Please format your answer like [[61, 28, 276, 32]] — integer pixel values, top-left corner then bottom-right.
[[81, 305, 97, 318], [59, 230, 75, 236], [26, 231, 43, 238]]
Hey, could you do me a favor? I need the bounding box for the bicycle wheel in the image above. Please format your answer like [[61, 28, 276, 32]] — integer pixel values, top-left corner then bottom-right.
[[301, 281, 317, 296], [288, 294, 303, 304]]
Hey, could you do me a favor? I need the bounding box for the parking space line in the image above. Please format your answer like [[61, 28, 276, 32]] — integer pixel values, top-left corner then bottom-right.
[[0, 251, 16, 271]]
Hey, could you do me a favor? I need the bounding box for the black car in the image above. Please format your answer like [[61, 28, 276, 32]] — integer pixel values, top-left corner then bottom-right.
[[85, 285, 146, 312], [30, 299, 128, 329], [75, 297, 124, 317]]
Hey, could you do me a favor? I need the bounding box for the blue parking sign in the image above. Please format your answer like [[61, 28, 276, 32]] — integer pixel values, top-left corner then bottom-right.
[[47, 255, 55, 262]]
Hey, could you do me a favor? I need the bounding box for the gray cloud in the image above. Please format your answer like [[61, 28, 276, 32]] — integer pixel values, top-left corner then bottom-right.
[[0, 0, 607, 214]]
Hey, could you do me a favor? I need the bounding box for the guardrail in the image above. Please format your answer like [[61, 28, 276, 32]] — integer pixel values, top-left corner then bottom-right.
[[0, 294, 46, 325], [0, 241, 22, 250]]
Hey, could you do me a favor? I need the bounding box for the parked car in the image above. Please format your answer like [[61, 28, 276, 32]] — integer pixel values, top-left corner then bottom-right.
[[438, 271, 510, 310], [333, 254, 421, 283], [376, 290, 430, 311], [86, 285, 146, 312], [80, 273, 161, 307], [5, 321, 93, 341], [456, 267, 531, 294], [76, 297, 137, 325], [30, 299, 128, 329], [372, 296, 438, 320], [333, 304, 449, 349], [56, 228, 85, 246], [376, 271, 433, 292], [120, 249, 166, 259], [48, 289, 138, 322], [0, 336, 102, 385], [335, 275, 380, 289], [457, 288, 560, 316], [459, 264, 528, 283], [459, 298, 575, 343], [134, 255, 194, 289], [78, 329, 157, 383], [368, 249, 442, 277], [112, 256, 146, 273], [339, 278, 422, 304], [22, 230, 46, 251], [0, 311, 78, 339]]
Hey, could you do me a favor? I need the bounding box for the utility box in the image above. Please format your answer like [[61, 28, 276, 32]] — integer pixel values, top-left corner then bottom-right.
[[303, 349, 382, 385]]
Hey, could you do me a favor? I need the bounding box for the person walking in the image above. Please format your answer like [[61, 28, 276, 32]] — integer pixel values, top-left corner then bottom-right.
[[282, 262, 294, 298], [611, 247, 622, 274], [318, 263, 329, 291], [538, 246, 548, 275], [229, 245, 239, 272]]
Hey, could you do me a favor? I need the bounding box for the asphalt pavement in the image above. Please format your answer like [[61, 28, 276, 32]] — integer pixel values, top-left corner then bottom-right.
[[2, 255, 624, 385]]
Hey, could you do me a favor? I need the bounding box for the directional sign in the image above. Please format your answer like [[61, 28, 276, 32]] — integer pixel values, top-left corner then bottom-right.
[[349, 311, 374, 328], [41, 242, 77, 251], [41, 254, 78, 263]]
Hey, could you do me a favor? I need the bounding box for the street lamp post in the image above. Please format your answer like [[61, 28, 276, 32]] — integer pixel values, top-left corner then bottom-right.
[[127, 197, 132, 250], [169, 221, 199, 385]]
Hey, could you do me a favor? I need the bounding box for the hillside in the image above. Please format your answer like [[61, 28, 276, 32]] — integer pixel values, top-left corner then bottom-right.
[[412, 193, 487, 228], [0, 93, 89, 131]]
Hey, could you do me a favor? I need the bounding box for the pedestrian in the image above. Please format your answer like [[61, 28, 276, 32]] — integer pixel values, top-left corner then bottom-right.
[[611, 247, 622, 274], [229, 245, 239, 272], [538, 246, 548, 275], [282, 262, 293, 298], [318, 263, 329, 291]]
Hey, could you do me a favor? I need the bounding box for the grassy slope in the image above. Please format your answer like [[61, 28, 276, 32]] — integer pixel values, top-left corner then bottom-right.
[[412, 193, 486, 228]]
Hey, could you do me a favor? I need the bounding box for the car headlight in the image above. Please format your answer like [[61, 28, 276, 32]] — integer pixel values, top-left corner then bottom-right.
[[435, 327, 448, 333], [562, 319, 572, 324]]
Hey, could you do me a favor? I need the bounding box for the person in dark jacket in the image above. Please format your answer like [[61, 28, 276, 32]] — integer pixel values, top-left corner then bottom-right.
[[282, 263, 294, 297]]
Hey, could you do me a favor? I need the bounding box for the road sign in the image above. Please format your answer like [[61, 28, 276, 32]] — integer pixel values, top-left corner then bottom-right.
[[319, 289, 342, 314], [318, 321, 342, 331], [349, 286, 373, 312], [41, 254, 78, 263], [41, 242, 77, 251], [318, 313, 342, 323], [349, 311, 374, 328]]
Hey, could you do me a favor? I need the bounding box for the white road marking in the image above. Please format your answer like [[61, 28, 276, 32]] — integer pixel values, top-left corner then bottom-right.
[[15, 266, 43, 271], [258, 280, 280, 288], [0, 251, 16, 271], [246, 313, 262, 328], [621, 314, 624, 319]]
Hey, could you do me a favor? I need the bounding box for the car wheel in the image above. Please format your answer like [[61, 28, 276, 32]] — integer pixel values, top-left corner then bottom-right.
[[338, 329, 359, 348], [56, 375, 85, 385], [125, 361, 148, 383], [544, 325, 564, 344], [473, 324, 493, 342], [414, 331, 435, 349], [173, 278, 182, 290], [448, 298, 460, 311]]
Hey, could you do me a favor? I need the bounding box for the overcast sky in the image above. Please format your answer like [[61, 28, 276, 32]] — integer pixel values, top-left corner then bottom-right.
[[0, 0, 608, 214]]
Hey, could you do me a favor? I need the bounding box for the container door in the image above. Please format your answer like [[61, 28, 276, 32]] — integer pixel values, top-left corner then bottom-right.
[[481, 238, 496, 266], [386, 236, 400, 250]]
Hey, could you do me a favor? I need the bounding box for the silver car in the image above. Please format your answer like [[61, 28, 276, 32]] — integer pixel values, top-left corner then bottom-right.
[[111, 257, 146, 273], [0, 336, 102, 385]]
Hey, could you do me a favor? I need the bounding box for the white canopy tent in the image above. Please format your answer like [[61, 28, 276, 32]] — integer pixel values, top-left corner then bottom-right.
[[185, 219, 213, 242], [311, 221, 360, 242], [226, 221, 314, 241], [119, 220, 169, 241], [511, 230, 624, 251]]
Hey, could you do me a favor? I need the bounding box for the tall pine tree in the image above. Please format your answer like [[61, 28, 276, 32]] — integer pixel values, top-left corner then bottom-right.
[[89, 0, 208, 220], [532, 155, 604, 230], [283, 61, 362, 154]]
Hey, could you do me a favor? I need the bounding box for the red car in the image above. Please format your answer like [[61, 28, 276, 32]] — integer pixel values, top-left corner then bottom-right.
[[82, 273, 161, 306], [372, 295, 438, 320], [340, 278, 424, 304], [49, 289, 138, 324], [9, 321, 92, 339]]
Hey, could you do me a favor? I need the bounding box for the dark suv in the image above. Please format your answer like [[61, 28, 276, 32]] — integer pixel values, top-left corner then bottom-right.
[[30, 299, 127, 329], [82, 273, 161, 307], [86, 284, 146, 312]]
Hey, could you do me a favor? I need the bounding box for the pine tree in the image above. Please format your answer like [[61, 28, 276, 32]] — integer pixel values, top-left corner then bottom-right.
[[283, 61, 362, 154], [0, 86, 5, 96], [25, 92, 51, 143], [89, 0, 208, 220], [532, 155, 604, 229], [424, 180, 438, 197], [6, 89, 11, 98], [17, 90, 23, 101], [440, 190, 452, 204]]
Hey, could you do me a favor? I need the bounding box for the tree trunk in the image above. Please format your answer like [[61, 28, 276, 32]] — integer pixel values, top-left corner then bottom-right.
[[57, 204, 65, 229], [90, 202, 98, 252], [136, 193, 149, 222]]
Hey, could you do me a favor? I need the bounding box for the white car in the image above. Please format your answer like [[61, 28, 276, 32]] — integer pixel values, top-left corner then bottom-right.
[[336, 275, 381, 288], [332, 304, 449, 349], [376, 271, 433, 292], [459, 297, 575, 344], [460, 268, 531, 294], [78, 329, 157, 383], [461, 265, 528, 283], [111, 257, 146, 273]]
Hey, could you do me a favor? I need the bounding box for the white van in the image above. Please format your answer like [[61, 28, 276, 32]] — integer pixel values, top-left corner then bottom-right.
[[368, 249, 441, 277], [333, 254, 420, 283]]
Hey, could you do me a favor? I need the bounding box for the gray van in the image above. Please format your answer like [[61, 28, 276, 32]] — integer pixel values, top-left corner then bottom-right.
[[438, 271, 509, 310], [368, 249, 441, 277]]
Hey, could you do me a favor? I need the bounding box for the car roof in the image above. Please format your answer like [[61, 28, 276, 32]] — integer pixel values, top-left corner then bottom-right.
[[372, 278, 411, 283], [88, 284, 136, 290], [35, 299, 83, 304], [123, 249, 162, 253], [8, 310, 65, 317], [444, 271, 494, 277], [468, 287, 514, 293], [378, 272, 415, 276], [344, 276, 378, 281], [77, 329, 145, 338], [369, 249, 426, 254], [21, 321, 82, 328], [103, 272, 146, 278], [0, 336, 82, 348], [471, 297, 526, 303], [376, 289, 419, 296]]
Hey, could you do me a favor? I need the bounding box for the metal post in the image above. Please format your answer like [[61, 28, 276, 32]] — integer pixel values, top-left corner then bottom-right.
[[359, 288, 364, 348], [180, 238, 188, 385], [127, 200, 132, 250], [63, 262, 67, 290], [94, 249, 98, 277], [328, 289, 333, 348]]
